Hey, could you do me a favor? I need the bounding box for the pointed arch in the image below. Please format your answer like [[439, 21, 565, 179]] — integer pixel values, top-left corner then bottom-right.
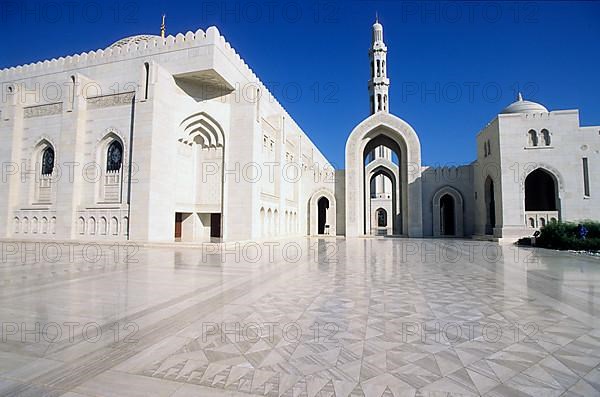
[[432, 186, 464, 237], [179, 112, 225, 148], [97, 131, 125, 203], [345, 112, 422, 237], [308, 189, 336, 236]]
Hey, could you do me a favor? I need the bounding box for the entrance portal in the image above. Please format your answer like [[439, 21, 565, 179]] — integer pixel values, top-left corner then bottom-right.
[[345, 113, 423, 237], [317, 197, 329, 234], [440, 194, 455, 236]]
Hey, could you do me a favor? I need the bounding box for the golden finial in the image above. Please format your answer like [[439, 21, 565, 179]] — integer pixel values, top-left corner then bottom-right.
[[160, 14, 166, 38]]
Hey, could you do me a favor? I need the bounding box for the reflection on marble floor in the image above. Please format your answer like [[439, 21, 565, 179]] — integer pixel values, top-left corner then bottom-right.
[[0, 238, 600, 396]]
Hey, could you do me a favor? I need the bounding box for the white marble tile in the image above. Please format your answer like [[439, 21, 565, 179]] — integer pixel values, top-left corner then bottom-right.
[[0, 239, 599, 396]]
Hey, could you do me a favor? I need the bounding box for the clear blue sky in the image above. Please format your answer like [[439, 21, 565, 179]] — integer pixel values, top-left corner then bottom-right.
[[3, 1, 599, 169]]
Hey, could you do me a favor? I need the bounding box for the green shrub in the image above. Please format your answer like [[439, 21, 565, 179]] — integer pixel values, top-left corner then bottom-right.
[[536, 220, 600, 251]]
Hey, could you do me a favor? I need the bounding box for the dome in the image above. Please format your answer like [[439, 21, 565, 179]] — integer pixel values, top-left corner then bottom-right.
[[501, 93, 548, 114], [107, 34, 161, 49]]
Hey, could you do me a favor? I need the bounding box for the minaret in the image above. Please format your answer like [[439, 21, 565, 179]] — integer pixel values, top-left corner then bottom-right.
[[368, 15, 390, 114], [160, 14, 166, 38]]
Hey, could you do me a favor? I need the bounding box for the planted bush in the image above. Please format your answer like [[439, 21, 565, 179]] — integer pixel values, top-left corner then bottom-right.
[[536, 220, 600, 251]]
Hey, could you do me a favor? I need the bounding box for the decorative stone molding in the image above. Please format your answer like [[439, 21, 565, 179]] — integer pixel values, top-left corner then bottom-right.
[[24, 103, 63, 118], [87, 92, 135, 109]]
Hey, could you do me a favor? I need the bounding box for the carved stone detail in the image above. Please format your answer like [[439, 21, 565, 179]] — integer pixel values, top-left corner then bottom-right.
[[24, 103, 63, 118], [87, 92, 135, 109]]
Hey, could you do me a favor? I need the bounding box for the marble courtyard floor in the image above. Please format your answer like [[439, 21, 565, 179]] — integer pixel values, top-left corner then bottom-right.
[[0, 238, 600, 397]]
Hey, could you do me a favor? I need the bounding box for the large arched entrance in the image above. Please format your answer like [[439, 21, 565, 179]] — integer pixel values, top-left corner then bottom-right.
[[524, 168, 560, 228], [309, 189, 336, 236], [345, 113, 422, 237], [175, 112, 225, 242]]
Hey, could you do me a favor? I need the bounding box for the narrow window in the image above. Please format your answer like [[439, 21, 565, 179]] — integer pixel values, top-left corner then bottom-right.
[[256, 88, 260, 122], [583, 157, 590, 196], [528, 130, 538, 146], [70, 75, 76, 107], [376, 60, 381, 77], [541, 129, 551, 146], [144, 62, 150, 100]]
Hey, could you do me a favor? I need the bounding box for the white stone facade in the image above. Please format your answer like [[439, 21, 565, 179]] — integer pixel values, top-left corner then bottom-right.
[[0, 21, 598, 243]]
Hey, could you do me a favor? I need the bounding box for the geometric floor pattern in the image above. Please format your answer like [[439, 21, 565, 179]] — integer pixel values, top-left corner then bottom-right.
[[0, 238, 600, 396]]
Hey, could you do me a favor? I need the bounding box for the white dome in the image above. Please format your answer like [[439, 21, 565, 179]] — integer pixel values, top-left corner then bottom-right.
[[501, 93, 548, 114], [107, 35, 161, 49]]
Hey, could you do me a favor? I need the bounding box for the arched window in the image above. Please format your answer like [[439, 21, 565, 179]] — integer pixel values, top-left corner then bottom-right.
[[111, 217, 119, 236], [88, 217, 96, 235], [41, 146, 55, 175], [78, 217, 85, 235], [528, 130, 538, 147], [107, 141, 123, 172], [100, 217, 108, 235], [376, 59, 381, 77], [541, 129, 551, 146]]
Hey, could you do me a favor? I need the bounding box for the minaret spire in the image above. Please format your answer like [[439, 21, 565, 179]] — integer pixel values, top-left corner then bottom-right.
[[160, 14, 166, 38], [368, 17, 389, 114]]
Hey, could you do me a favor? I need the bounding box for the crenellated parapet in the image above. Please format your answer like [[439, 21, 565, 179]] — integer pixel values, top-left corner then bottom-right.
[[0, 28, 211, 79]]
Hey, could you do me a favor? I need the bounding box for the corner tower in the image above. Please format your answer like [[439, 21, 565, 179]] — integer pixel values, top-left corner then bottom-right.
[[369, 16, 390, 114]]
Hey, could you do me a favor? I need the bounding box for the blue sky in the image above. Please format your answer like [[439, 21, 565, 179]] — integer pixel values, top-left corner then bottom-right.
[[2, 1, 599, 168]]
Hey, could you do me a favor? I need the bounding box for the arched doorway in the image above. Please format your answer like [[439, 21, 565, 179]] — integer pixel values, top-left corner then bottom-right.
[[432, 186, 464, 237], [317, 197, 329, 234], [366, 164, 398, 235], [525, 169, 557, 211], [376, 208, 387, 227], [485, 176, 496, 235], [309, 190, 336, 236], [524, 168, 559, 228], [345, 113, 422, 237], [440, 194, 455, 236]]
